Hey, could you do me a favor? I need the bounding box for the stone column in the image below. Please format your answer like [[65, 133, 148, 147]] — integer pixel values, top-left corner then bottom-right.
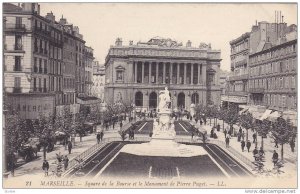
[[134, 62, 137, 83], [202, 65, 206, 85], [156, 62, 159, 84], [170, 63, 173, 84], [142, 62, 144, 83], [149, 62, 152, 83], [162, 62, 165, 84], [191, 64, 194, 85], [184, 63, 187, 84], [198, 63, 201, 85], [177, 63, 180, 84]]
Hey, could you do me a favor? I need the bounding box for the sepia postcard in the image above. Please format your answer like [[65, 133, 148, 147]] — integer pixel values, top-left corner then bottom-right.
[[1, 2, 298, 191]]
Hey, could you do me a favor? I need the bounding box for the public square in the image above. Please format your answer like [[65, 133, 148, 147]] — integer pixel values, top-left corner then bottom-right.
[[2, 2, 297, 189]]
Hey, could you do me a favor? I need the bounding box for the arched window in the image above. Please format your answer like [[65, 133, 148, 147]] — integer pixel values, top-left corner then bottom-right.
[[135, 91, 143, 106], [177, 92, 185, 109], [149, 92, 157, 108]]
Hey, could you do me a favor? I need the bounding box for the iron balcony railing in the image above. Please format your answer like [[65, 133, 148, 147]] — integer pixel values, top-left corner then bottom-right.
[[4, 23, 26, 31]]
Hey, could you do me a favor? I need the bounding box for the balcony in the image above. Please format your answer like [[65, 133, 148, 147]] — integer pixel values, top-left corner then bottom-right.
[[249, 87, 265, 93], [228, 73, 248, 81], [225, 91, 248, 96], [4, 44, 25, 53], [13, 87, 22, 93], [14, 65, 22, 71], [4, 23, 26, 32]]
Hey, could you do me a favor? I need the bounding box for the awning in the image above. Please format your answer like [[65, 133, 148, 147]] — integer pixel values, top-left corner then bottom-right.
[[239, 108, 249, 115], [252, 111, 263, 120], [282, 110, 297, 127], [259, 109, 273, 121], [267, 111, 281, 122]]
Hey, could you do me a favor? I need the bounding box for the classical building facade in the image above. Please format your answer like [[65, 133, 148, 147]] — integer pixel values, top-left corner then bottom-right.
[[104, 37, 222, 111]]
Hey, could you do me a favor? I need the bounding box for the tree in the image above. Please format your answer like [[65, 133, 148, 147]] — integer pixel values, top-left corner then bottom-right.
[[271, 117, 296, 160], [256, 119, 271, 150], [252, 152, 266, 175], [33, 114, 55, 160], [217, 108, 227, 131], [239, 112, 255, 142], [224, 105, 239, 135], [194, 104, 206, 121]]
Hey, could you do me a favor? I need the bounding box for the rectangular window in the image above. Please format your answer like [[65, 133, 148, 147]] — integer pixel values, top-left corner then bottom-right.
[[44, 78, 47, 92], [14, 56, 21, 71], [39, 59, 42, 73], [39, 78, 42, 91], [14, 77, 21, 87], [44, 60, 47, 74], [33, 78, 37, 91]]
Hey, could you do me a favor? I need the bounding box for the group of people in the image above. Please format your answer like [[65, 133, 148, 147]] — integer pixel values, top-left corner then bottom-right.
[[42, 154, 69, 177], [96, 131, 104, 144]]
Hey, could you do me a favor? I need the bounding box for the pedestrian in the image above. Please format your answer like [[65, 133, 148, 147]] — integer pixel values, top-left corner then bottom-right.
[[239, 127, 242, 134], [253, 147, 258, 161], [210, 128, 214, 138], [63, 155, 69, 170], [290, 140, 295, 152], [217, 123, 220, 132], [237, 131, 241, 142], [67, 141, 72, 154], [105, 123, 109, 131], [224, 129, 227, 138], [96, 133, 101, 144], [252, 133, 257, 143], [42, 160, 49, 176], [100, 131, 104, 141], [272, 150, 279, 166], [200, 119, 203, 125], [274, 139, 279, 148], [120, 121, 123, 130], [191, 131, 194, 141], [241, 131, 245, 141], [195, 118, 198, 123], [113, 122, 115, 130], [241, 140, 245, 152], [246, 140, 251, 152], [259, 147, 265, 156], [225, 136, 230, 148]]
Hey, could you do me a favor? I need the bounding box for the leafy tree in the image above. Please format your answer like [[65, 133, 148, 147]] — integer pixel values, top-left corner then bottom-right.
[[33, 114, 55, 160], [271, 117, 296, 160], [224, 105, 239, 135], [239, 112, 255, 142], [217, 108, 227, 131], [256, 119, 271, 150]]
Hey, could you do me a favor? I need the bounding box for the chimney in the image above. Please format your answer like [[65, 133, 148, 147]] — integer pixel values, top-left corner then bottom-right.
[[59, 16, 67, 25], [46, 12, 55, 23], [186, 40, 192, 48], [115, 38, 122, 46]]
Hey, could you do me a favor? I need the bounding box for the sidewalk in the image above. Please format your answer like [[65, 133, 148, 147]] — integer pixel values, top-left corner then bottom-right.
[[189, 118, 297, 177], [6, 130, 122, 180]]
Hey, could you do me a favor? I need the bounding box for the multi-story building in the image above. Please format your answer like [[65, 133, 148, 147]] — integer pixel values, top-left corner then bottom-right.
[[248, 27, 297, 113], [3, 3, 94, 119], [3, 3, 56, 119], [84, 46, 94, 96], [219, 69, 230, 95], [92, 61, 105, 101], [221, 32, 250, 108], [104, 37, 221, 111]]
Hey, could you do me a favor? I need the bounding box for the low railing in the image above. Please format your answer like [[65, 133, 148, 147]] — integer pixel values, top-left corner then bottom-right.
[[210, 139, 255, 169]]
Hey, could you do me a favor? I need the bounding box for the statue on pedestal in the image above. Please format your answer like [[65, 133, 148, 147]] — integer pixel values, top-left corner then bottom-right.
[[158, 87, 171, 112]]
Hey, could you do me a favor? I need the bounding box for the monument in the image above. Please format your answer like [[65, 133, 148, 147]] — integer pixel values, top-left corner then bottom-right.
[[120, 87, 207, 157]]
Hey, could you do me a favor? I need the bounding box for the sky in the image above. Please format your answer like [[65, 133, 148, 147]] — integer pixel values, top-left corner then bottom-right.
[[40, 3, 297, 71]]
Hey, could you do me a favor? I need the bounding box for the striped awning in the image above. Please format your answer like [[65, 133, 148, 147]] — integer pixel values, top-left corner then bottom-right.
[[267, 111, 281, 122], [259, 109, 273, 121]]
